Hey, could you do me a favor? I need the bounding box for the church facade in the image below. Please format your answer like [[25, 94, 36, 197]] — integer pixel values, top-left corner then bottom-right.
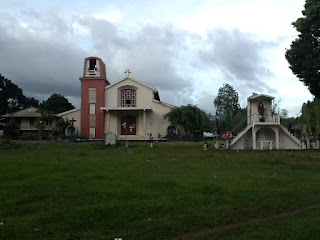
[[59, 57, 175, 140]]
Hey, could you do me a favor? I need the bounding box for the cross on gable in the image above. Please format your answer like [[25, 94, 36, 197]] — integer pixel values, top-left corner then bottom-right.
[[124, 69, 131, 77], [70, 117, 76, 126]]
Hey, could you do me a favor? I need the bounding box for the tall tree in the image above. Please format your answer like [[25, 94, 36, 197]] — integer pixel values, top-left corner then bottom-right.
[[164, 104, 212, 135], [285, 0, 320, 98], [39, 93, 74, 114], [213, 83, 241, 132], [214, 84, 240, 116], [299, 99, 320, 138], [0, 74, 39, 115]]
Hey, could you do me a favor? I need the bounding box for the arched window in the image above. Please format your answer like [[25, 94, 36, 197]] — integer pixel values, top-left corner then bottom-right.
[[121, 89, 136, 107]]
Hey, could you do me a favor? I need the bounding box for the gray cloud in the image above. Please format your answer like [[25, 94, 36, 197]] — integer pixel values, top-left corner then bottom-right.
[[195, 90, 216, 114], [77, 17, 196, 104], [199, 28, 277, 95], [0, 10, 87, 106], [0, 10, 197, 108], [0, 9, 279, 113]]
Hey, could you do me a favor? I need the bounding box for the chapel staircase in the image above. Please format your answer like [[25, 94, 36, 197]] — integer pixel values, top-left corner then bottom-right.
[[229, 124, 302, 149], [230, 124, 252, 147], [279, 125, 302, 147]]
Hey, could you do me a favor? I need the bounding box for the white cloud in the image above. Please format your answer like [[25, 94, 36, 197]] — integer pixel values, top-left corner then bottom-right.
[[0, 0, 313, 117], [195, 91, 216, 114]]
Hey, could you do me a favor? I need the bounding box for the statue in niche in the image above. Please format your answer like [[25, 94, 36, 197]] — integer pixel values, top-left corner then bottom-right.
[[258, 102, 265, 116], [258, 102, 266, 122]]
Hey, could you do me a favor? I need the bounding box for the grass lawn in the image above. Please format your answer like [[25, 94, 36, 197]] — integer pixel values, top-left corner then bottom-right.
[[0, 141, 320, 240]]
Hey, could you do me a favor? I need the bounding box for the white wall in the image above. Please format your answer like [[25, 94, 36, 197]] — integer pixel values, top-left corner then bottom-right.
[[105, 78, 154, 109], [250, 99, 272, 116], [147, 101, 173, 138], [256, 128, 276, 142], [58, 109, 81, 134], [104, 78, 174, 140], [105, 104, 173, 139], [248, 97, 273, 124]]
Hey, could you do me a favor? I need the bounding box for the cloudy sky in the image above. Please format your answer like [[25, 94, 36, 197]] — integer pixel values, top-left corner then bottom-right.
[[0, 0, 313, 116]]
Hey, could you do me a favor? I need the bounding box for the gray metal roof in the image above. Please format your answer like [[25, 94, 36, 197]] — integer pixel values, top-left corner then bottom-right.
[[1, 107, 41, 118]]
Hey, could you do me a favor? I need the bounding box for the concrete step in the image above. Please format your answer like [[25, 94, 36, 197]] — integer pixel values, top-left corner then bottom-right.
[[279, 125, 301, 146]]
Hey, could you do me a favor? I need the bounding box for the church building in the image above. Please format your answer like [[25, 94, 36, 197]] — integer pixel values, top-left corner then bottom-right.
[[58, 57, 176, 140]]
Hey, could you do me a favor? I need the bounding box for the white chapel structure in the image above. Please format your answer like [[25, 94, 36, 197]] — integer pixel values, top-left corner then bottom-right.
[[58, 57, 176, 140], [230, 94, 302, 150]]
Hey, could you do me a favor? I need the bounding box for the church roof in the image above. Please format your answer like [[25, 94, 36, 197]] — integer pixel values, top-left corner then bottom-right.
[[248, 94, 274, 101], [153, 99, 176, 108], [106, 76, 157, 91], [56, 108, 81, 117]]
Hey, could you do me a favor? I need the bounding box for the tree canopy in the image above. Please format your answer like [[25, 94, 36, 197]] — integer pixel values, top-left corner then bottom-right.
[[285, 0, 320, 98], [39, 93, 74, 114], [299, 98, 320, 138], [0, 74, 39, 116], [213, 83, 243, 132], [164, 104, 213, 135], [214, 83, 240, 117]]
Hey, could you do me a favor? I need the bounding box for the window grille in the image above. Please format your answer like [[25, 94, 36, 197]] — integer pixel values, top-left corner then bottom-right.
[[121, 89, 136, 107]]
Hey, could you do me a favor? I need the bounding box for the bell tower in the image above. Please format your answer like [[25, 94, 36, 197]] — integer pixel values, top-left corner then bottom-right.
[[79, 57, 110, 139]]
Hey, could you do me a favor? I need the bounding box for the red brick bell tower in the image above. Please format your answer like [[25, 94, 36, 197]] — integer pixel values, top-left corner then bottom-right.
[[79, 57, 110, 139]]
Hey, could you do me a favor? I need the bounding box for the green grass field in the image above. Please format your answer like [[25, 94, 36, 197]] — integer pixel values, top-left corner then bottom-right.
[[0, 141, 320, 240]]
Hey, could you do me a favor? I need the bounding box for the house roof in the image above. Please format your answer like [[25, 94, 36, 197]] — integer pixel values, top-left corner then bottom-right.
[[248, 94, 274, 101], [106, 76, 157, 91], [1, 107, 42, 118], [56, 108, 81, 117]]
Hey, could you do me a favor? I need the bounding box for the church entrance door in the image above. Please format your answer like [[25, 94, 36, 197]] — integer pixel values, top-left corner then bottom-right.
[[121, 116, 136, 135]]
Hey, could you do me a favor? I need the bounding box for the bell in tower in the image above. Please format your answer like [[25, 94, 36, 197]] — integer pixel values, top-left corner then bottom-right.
[[89, 58, 98, 74], [83, 57, 107, 78]]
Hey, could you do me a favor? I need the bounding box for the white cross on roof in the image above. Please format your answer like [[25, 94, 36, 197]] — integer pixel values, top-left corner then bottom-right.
[[124, 69, 131, 76]]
